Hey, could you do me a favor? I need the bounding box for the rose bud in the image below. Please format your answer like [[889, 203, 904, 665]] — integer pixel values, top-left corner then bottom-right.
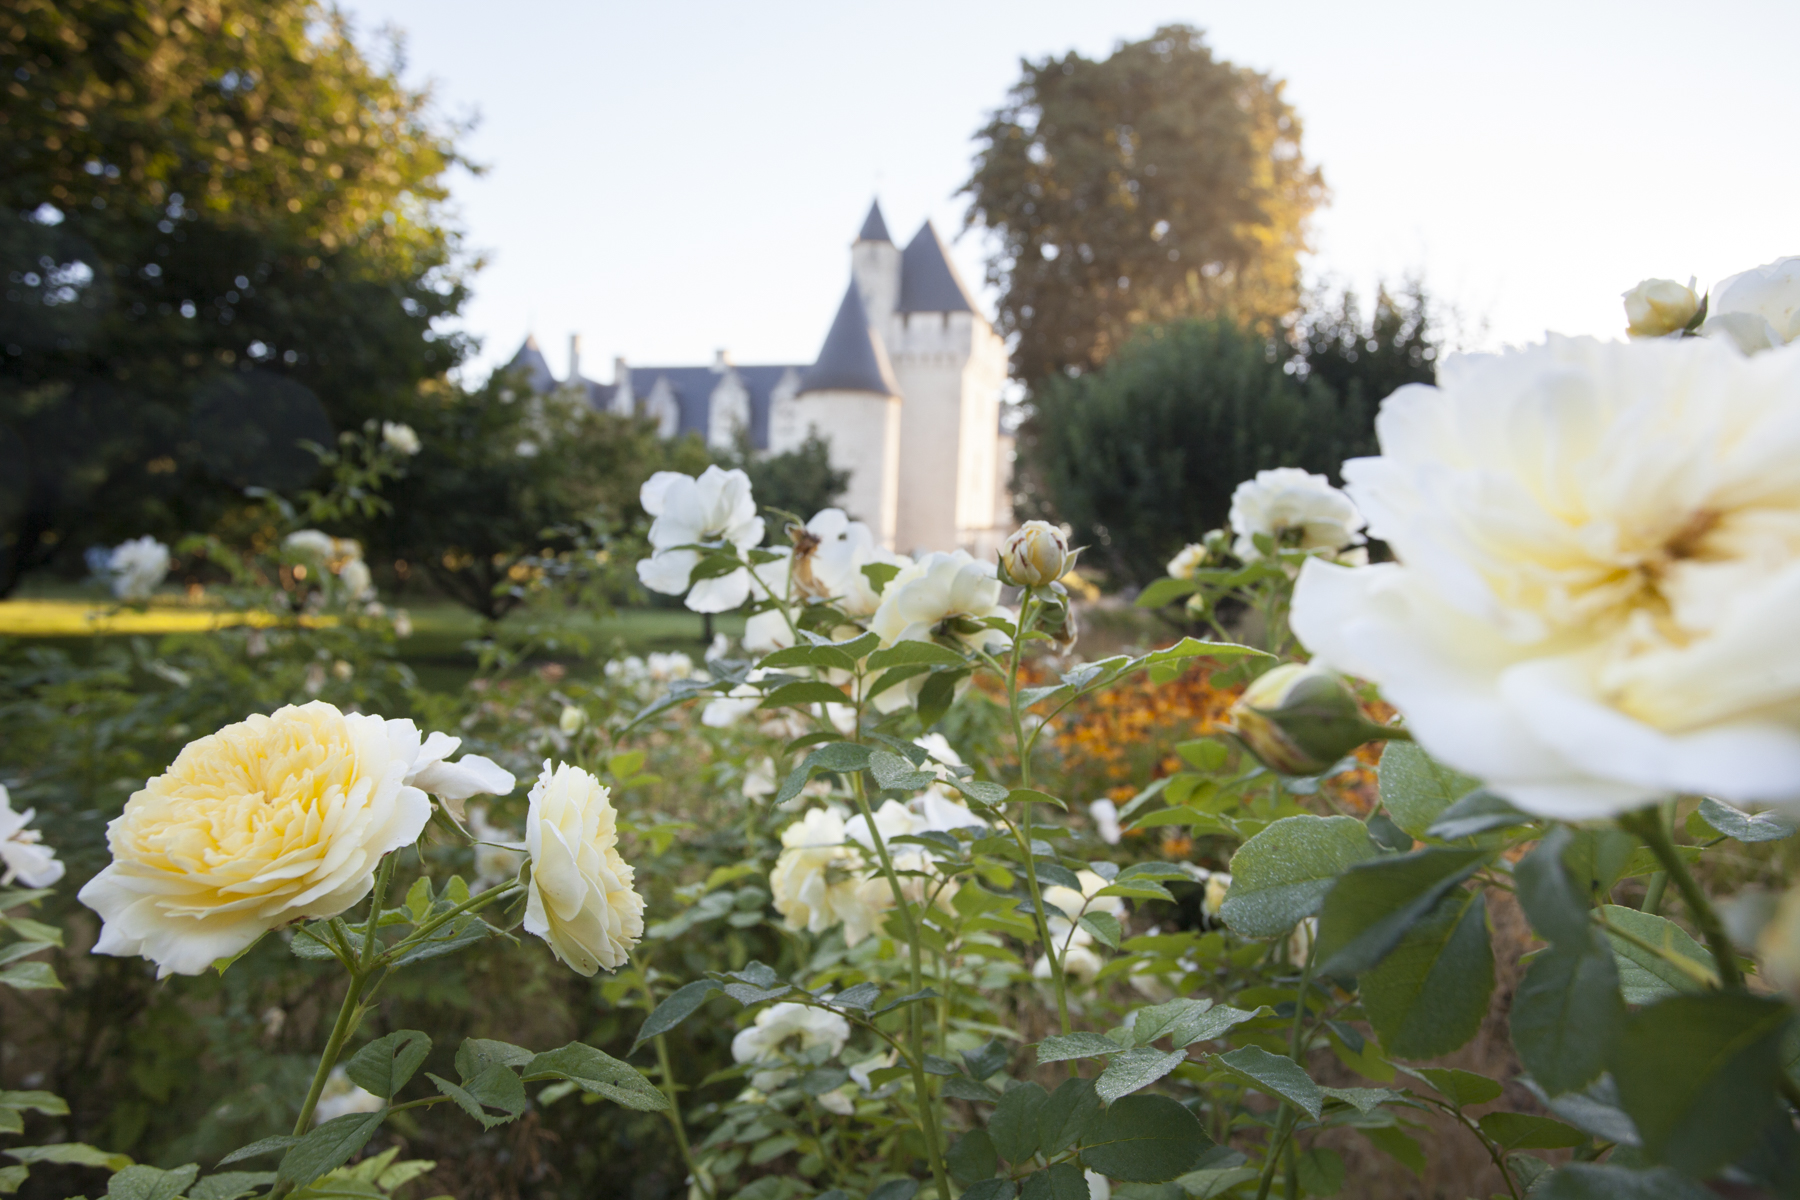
[[1001, 520, 1074, 588], [1229, 662, 1406, 776], [1623, 277, 1700, 339]]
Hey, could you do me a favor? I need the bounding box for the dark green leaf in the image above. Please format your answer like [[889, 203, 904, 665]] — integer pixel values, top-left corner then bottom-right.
[[103, 1164, 199, 1200], [1037, 1075, 1101, 1159], [961, 1181, 1018, 1200], [798, 1067, 849, 1096], [1077, 912, 1121, 949], [922, 1055, 961, 1076], [275, 1112, 386, 1187], [1534, 1163, 1713, 1200], [631, 981, 723, 1052], [1695, 797, 1795, 843], [1519, 1075, 1640, 1147], [1010, 788, 1067, 810], [428, 1065, 525, 1130], [1426, 790, 1534, 841], [1078, 1092, 1213, 1183], [1220, 815, 1376, 938], [866, 640, 969, 669], [1294, 1147, 1345, 1197], [947, 1129, 999, 1185], [1476, 1112, 1587, 1151], [1407, 1067, 1502, 1108], [761, 680, 852, 709], [522, 1042, 671, 1111], [1596, 906, 1713, 1004], [216, 1135, 298, 1167], [1515, 827, 1593, 948], [1135, 577, 1201, 608], [1378, 742, 1481, 839], [1035, 861, 1084, 892], [868, 1179, 919, 1200], [828, 981, 881, 1013], [917, 668, 971, 727], [1609, 991, 1793, 1177], [1512, 937, 1623, 1095], [758, 644, 857, 672], [1360, 888, 1494, 1059], [1096, 1048, 1187, 1103], [988, 1081, 1049, 1164], [1314, 848, 1491, 976], [869, 749, 937, 791], [0, 961, 60, 990], [1036, 1033, 1121, 1064], [456, 1038, 534, 1083], [775, 743, 875, 804], [943, 1076, 1002, 1103], [1215, 1047, 1322, 1118], [874, 987, 938, 1015], [186, 1171, 277, 1200], [4, 1141, 132, 1170], [1020, 1163, 1090, 1200], [1561, 829, 1638, 903], [962, 1040, 1010, 1081], [345, 1030, 431, 1100], [1359, 1127, 1425, 1177]]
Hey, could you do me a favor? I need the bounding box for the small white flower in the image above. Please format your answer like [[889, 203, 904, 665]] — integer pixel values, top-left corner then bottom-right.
[[730, 1001, 850, 1065], [559, 706, 587, 735], [1166, 543, 1207, 580], [106, 537, 170, 601], [0, 785, 64, 888], [817, 1087, 856, 1115], [391, 609, 413, 639], [796, 508, 907, 617], [337, 558, 374, 602], [313, 1066, 383, 1125], [1043, 870, 1126, 924], [380, 421, 421, 456], [1228, 468, 1365, 562], [1088, 799, 1122, 845], [522, 761, 645, 976], [1202, 873, 1232, 920], [636, 467, 765, 613]]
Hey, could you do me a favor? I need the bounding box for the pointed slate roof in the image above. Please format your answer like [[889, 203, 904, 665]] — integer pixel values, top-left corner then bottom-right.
[[897, 220, 976, 314], [506, 335, 559, 394], [857, 200, 892, 243], [799, 281, 901, 396]]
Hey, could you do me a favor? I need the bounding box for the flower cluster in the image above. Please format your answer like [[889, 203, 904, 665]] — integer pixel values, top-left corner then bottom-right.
[[285, 530, 376, 604], [88, 536, 171, 602]]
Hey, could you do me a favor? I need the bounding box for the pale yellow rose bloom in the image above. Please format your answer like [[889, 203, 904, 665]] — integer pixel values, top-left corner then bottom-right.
[[523, 761, 645, 976]]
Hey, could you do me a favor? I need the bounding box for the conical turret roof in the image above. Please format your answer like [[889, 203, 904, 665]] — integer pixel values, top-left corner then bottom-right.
[[506, 334, 560, 394], [857, 200, 892, 243], [898, 220, 976, 314], [799, 281, 901, 397]]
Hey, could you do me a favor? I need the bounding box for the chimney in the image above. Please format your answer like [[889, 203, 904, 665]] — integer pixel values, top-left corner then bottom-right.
[[568, 333, 582, 384], [712, 348, 733, 373]]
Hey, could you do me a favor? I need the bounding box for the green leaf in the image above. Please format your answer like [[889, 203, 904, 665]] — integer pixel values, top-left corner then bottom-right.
[[962, 1040, 1009, 1081], [0, 1091, 66, 1117], [869, 750, 937, 791], [774, 742, 875, 804], [1359, 1126, 1425, 1177], [216, 1135, 298, 1167], [1096, 1048, 1187, 1103], [1425, 790, 1534, 841], [1314, 848, 1491, 977], [1173, 738, 1229, 773], [1037, 1076, 1101, 1159], [1174, 1166, 1262, 1198], [760, 680, 851, 709], [1321, 1086, 1405, 1114], [987, 1081, 1049, 1164], [1609, 991, 1793, 1177], [1533, 1163, 1714, 1200], [4, 1142, 133, 1170], [187, 1171, 278, 1200], [345, 1030, 431, 1100], [1219, 815, 1376, 938], [960, 1181, 1018, 1200], [428, 1065, 526, 1130], [1377, 741, 1480, 839], [947, 1129, 999, 1185], [1515, 826, 1595, 948], [1140, 1001, 1265, 1049], [1214, 1047, 1322, 1119], [1009, 788, 1067, 811], [0, 1163, 24, 1194], [454, 1038, 534, 1082], [1019, 1163, 1090, 1200], [104, 1164, 200, 1200], [276, 1112, 387, 1188], [1560, 829, 1638, 904], [1695, 797, 1795, 843], [758, 644, 856, 672], [1035, 861, 1084, 892], [917, 668, 970, 727], [1294, 1147, 1345, 1197], [1597, 906, 1714, 1003], [1406, 1067, 1502, 1108], [631, 981, 723, 1053], [1476, 1112, 1587, 1151], [522, 1042, 670, 1111], [1359, 888, 1494, 1059], [1135, 577, 1201, 608], [1512, 937, 1623, 1095], [1036, 1033, 1121, 1064], [0, 961, 61, 990], [1078, 912, 1121, 949], [1078, 1092, 1214, 1183], [866, 639, 970, 669], [2, 917, 62, 947]]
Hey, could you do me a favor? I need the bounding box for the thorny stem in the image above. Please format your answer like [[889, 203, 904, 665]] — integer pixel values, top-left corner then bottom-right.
[[1620, 808, 1742, 989], [632, 955, 708, 1199], [289, 968, 371, 1138]]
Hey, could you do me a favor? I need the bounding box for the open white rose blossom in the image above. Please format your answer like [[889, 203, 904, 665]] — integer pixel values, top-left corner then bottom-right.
[[1701, 255, 1800, 354], [0, 784, 64, 888], [1292, 334, 1800, 819], [868, 550, 1011, 712], [769, 806, 891, 946], [635, 466, 766, 613], [78, 702, 511, 977], [1228, 468, 1366, 562], [523, 761, 645, 976]]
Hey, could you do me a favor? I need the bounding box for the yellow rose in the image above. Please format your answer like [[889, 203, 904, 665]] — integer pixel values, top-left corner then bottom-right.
[[78, 702, 436, 978], [523, 761, 645, 976]]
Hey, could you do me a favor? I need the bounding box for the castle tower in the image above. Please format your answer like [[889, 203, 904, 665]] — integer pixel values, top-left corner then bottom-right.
[[781, 281, 904, 546], [851, 200, 901, 332]]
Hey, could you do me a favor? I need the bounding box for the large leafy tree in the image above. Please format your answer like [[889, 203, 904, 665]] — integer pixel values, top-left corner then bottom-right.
[[0, 0, 471, 595], [963, 25, 1324, 383]]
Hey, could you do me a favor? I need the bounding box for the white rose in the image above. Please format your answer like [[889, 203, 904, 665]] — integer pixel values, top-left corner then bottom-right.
[[1622, 278, 1699, 339], [1088, 799, 1122, 845], [1166, 543, 1207, 580], [868, 551, 1012, 712], [769, 807, 890, 946], [742, 757, 778, 801], [78, 702, 471, 977], [522, 761, 645, 976], [380, 421, 421, 456], [1228, 468, 1365, 562], [337, 558, 374, 602], [1291, 335, 1800, 819], [1001, 520, 1073, 588], [559, 706, 587, 735], [107, 536, 170, 601], [283, 530, 337, 561], [730, 1001, 850, 1064], [702, 685, 763, 728], [0, 784, 64, 888], [1701, 256, 1800, 353], [404, 730, 515, 822], [635, 467, 766, 613], [796, 508, 906, 617], [1043, 869, 1127, 924], [312, 1066, 383, 1125]]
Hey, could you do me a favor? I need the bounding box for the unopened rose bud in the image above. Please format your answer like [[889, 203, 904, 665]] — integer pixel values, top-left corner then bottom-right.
[[1623, 278, 1699, 338], [1229, 662, 1404, 776], [1001, 521, 1073, 588], [559, 705, 587, 735]]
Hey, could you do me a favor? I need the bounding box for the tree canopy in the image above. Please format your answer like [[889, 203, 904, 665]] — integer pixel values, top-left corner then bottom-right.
[[963, 25, 1325, 384], [0, 0, 471, 594]]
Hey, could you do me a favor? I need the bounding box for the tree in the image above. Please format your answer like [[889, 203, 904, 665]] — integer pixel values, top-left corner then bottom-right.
[[718, 430, 850, 541], [963, 25, 1325, 384], [1296, 280, 1439, 434], [0, 0, 470, 595], [1019, 319, 1368, 587]]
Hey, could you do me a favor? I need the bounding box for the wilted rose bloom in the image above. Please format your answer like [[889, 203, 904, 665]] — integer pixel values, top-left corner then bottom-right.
[[78, 702, 508, 977], [0, 784, 64, 888], [1622, 277, 1699, 338], [522, 761, 644, 976], [636, 467, 765, 613], [1229, 469, 1366, 562], [1166, 543, 1208, 580], [769, 807, 890, 946], [868, 551, 1012, 712], [1001, 520, 1072, 588], [380, 421, 421, 456], [1292, 335, 1800, 819], [1701, 256, 1800, 353], [106, 536, 170, 601]]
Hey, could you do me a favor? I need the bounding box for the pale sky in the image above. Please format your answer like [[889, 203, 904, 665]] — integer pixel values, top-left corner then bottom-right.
[[343, 0, 1800, 384]]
